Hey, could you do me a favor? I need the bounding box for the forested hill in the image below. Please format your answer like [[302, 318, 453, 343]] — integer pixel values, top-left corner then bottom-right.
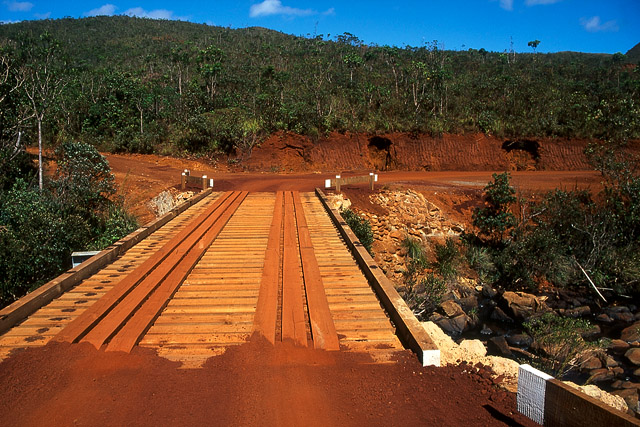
[[0, 16, 638, 156]]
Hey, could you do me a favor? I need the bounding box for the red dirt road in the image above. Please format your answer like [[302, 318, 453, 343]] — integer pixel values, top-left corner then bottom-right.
[[0, 339, 536, 427], [103, 151, 602, 224]]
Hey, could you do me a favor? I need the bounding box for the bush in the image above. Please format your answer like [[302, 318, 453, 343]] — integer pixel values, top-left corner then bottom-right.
[[0, 141, 138, 308], [433, 237, 460, 280], [472, 172, 516, 242], [524, 313, 604, 378], [340, 207, 374, 255]]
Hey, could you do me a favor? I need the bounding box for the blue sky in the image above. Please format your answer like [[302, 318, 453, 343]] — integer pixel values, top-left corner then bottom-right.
[[1, 1, 638, 54]]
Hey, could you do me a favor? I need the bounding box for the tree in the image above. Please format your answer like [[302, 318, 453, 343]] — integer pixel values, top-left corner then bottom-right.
[[472, 172, 517, 242], [18, 31, 67, 190], [528, 40, 541, 54]]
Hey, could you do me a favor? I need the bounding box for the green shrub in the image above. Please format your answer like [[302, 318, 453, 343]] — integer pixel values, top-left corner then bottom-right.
[[340, 208, 374, 255], [472, 172, 516, 242], [402, 236, 427, 266], [524, 312, 604, 378], [433, 237, 460, 280]]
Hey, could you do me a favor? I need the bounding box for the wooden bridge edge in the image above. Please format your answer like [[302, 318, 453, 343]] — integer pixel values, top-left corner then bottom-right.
[[0, 188, 215, 335], [315, 188, 440, 367]]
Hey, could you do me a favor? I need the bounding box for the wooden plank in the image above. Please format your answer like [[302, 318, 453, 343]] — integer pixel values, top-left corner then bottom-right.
[[315, 188, 439, 366], [105, 192, 248, 353], [281, 191, 307, 347], [293, 191, 339, 351], [0, 188, 215, 336], [53, 191, 228, 344]]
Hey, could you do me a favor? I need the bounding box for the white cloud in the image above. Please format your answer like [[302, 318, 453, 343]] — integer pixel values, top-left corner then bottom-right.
[[34, 11, 50, 19], [323, 7, 335, 16], [499, 0, 513, 11], [1, 19, 18, 24], [249, 0, 315, 18], [124, 7, 187, 20], [526, 0, 562, 5], [580, 16, 619, 33], [84, 4, 117, 17], [4, 1, 33, 12]]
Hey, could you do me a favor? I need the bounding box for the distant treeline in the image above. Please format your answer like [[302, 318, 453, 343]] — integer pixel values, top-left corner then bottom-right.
[[0, 16, 638, 157]]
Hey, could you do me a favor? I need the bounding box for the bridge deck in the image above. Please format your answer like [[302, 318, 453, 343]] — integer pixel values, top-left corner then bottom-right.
[[0, 192, 402, 367]]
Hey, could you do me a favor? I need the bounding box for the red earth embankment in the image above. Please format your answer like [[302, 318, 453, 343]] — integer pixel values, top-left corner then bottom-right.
[[246, 132, 639, 172]]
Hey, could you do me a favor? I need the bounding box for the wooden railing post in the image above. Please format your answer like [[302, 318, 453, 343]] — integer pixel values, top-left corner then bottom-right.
[[335, 175, 341, 193], [202, 175, 207, 190]]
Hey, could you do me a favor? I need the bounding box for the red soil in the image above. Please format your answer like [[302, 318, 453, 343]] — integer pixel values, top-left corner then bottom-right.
[[0, 339, 536, 427]]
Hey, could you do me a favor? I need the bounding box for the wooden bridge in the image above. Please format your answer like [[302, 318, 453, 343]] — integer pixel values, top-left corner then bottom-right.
[[0, 190, 438, 368]]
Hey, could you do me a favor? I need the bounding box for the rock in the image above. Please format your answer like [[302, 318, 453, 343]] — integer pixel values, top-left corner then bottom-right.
[[581, 324, 601, 339], [623, 382, 640, 390], [612, 366, 625, 377], [488, 336, 512, 357], [500, 291, 549, 322], [580, 356, 603, 371], [459, 339, 487, 358], [608, 339, 631, 354], [490, 307, 514, 323], [389, 230, 404, 241], [611, 389, 638, 416], [596, 313, 613, 323], [589, 368, 615, 383], [635, 368, 640, 378], [625, 348, 640, 366], [506, 333, 533, 347], [565, 305, 591, 317], [482, 285, 498, 299], [439, 300, 465, 318], [459, 296, 479, 312], [435, 314, 472, 335], [606, 306, 635, 323], [611, 380, 624, 389], [604, 355, 620, 368], [620, 321, 640, 343]]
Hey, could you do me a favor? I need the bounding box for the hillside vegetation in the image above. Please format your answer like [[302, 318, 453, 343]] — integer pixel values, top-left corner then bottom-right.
[[0, 16, 638, 159]]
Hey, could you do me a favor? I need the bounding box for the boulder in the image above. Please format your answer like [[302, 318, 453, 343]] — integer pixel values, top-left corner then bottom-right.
[[482, 285, 498, 299], [439, 300, 465, 318], [580, 356, 602, 371], [606, 306, 635, 323], [435, 313, 472, 335], [604, 355, 620, 368], [589, 368, 615, 383], [608, 339, 630, 354], [581, 325, 601, 339], [506, 333, 533, 347], [620, 321, 640, 343], [459, 339, 487, 358], [500, 291, 549, 322], [565, 306, 591, 318], [635, 367, 640, 378], [625, 348, 640, 366], [488, 336, 512, 357], [596, 313, 613, 323], [458, 295, 479, 312], [611, 389, 638, 416], [490, 307, 514, 323]]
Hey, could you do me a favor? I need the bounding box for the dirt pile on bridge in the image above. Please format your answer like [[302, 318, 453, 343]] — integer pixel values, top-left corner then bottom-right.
[[0, 339, 537, 426]]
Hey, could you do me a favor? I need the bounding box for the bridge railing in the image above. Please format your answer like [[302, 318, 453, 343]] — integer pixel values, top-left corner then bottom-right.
[[324, 172, 378, 193], [181, 169, 214, 191]]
